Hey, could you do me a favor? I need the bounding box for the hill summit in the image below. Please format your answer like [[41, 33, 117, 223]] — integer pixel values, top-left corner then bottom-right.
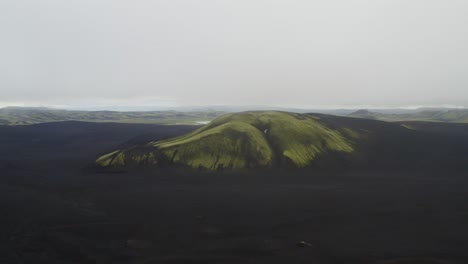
[[96, 111, 365, 170]]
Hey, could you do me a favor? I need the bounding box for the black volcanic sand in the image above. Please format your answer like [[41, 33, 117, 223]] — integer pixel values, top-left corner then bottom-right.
[[1, 121, 468, 264]]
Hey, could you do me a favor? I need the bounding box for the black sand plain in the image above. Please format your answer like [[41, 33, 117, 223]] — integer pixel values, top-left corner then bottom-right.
[[2, 120, 468, 264]]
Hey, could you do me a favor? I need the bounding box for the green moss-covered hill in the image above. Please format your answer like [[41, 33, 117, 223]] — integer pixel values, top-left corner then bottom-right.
[[96, 111, 368, 170]]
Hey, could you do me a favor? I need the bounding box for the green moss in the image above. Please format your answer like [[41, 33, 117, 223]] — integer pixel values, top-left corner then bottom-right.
[[131, 152, 158, 165], [156, 121, 273, 169], [96, 111, 359, 169], [150, 111, 354, 168], [241, 111, 353, 167], [96, 150, 121, 167], [113, 152, 126, 166], [342, 128, 361, 139], [95, 150, 126, 167]]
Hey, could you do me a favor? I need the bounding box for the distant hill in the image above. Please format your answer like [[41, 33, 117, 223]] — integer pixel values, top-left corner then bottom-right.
[[0, 107, 224, 125], [347, 109, 381, 120], [96, 111, 468, 171], [348, 109, 468, 123]]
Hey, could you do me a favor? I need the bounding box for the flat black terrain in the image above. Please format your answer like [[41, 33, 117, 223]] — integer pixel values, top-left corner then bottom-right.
[[2, 120, 468, 263]]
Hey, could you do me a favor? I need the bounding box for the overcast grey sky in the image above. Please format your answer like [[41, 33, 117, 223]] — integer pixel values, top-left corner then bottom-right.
[[1, 0, 468, 109]]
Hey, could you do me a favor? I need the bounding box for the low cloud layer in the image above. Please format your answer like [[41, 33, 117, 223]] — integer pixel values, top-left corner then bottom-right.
[[1, 0, 468, 109]]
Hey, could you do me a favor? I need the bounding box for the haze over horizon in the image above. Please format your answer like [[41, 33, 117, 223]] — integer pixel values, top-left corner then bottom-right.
[[2, 0, 468, 109]]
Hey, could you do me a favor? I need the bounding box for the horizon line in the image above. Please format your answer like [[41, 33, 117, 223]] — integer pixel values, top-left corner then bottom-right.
[[1, 104, 467, 112]]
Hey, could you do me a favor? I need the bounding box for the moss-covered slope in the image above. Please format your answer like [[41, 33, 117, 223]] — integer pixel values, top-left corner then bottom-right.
[[96, 111, 361, 169]]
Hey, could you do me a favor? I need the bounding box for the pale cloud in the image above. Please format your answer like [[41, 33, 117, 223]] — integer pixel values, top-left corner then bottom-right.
[[1, 0, 468, 109]]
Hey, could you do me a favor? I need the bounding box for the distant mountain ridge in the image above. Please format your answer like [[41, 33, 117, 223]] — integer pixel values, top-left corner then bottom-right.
[[3, 106, 468, 125], [0, 107, 224, 125], [348, 109, 468, 123]]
